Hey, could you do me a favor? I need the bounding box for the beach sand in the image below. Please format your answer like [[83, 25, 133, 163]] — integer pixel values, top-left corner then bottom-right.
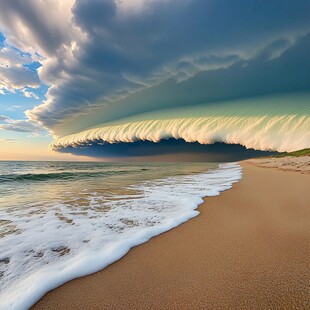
[[32, 162, 310, 310], [246, 156, 310, 174]]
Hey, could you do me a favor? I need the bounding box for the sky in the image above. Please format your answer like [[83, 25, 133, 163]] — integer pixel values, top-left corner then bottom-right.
[[0, 0, 309, 160]]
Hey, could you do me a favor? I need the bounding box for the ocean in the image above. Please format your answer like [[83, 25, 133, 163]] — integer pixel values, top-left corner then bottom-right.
[[0, 161, 241, 309]]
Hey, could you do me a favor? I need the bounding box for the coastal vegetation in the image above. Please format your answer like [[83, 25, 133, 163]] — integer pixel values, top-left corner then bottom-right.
[[274, 148, 310, 157]]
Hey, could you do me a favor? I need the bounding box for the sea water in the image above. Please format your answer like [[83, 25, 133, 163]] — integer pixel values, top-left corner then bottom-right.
[[0, 161, 242, 309]]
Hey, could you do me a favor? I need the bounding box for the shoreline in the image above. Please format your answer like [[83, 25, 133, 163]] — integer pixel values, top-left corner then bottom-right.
[[33, 162, 310, 309], [1, 163, 240, 310]]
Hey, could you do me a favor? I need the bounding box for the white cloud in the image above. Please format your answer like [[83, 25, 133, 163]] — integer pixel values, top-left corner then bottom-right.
[[0, 0, 78, 56], [22, 89, 39, 100], [6, 105, 22, 111], [0, 46, 32, 66], [0, 45, 41, 95], [0, 65, 40, 91], [0, 114, 43, 133]]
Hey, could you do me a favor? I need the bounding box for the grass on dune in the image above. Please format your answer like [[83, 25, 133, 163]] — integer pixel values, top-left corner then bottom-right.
[[273, 148, 310, 158]]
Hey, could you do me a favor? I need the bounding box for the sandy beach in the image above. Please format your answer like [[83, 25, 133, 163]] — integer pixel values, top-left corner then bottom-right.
[[32, 161, 310, 310]]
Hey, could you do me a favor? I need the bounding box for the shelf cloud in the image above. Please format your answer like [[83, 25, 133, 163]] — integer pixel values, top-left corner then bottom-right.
[[0, 0, 309, 156]]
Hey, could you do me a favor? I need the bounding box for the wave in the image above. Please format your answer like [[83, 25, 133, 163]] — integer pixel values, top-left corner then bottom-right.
[[51, 114, 310, 153], [0, 163, 241, 309], [0, 169, 148, 183]]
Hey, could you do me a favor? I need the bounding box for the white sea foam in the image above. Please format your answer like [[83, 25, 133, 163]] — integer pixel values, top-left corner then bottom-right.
[[51, 114, 310, 153], [0, 163, 241, 310]]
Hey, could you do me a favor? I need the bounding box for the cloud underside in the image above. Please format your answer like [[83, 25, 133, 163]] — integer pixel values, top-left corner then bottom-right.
[[59, 141, 276, 162]]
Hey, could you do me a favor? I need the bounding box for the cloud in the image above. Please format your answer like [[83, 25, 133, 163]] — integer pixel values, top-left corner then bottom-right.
[[21, 88, 39, 100], [0, 65, 40, 91], [6, 105, 22, 111], [0, 46, 32, 66], [50, 93, 310, 154], [0, 114, 43, 133], [0, 0, 309, 158], [59, 140, 275, 162], [0, 120, 41, 133], [0, 114, 10, 122], [0, 138, 16, 143], [51, 109, 310, 153], [0, 44, 41, 95], [0, 0, 309, 136], [0, 0, 77, 56]]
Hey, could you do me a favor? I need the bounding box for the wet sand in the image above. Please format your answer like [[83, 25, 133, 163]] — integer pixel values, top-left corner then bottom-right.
[[32, 163, 310, 310]]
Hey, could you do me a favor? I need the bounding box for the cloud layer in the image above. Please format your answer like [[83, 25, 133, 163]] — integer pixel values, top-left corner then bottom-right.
[[0, 0, 309, 155], [51, 113, 310, 153], [1, 1, 310, 129]]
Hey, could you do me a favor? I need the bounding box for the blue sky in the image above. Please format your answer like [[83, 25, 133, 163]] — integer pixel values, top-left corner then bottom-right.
[[0, 31, 59, 160]]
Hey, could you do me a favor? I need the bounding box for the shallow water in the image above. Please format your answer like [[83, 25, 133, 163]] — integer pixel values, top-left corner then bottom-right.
[[0, 161, 242, 309]]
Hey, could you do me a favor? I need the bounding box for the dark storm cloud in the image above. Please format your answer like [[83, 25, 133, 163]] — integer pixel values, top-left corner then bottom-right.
[[59, 140, 277, 162], [0, 0, 309, 134], [60, 33, 310, 135]]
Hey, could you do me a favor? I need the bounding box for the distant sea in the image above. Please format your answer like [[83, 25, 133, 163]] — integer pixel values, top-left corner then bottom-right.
[[0, 161, 241, 309]]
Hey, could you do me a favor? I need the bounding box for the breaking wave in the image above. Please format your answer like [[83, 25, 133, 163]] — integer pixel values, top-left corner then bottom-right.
[[51, 114, 310, 153], [0, 162, 241, 309], [0, 170, 149, 183]]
